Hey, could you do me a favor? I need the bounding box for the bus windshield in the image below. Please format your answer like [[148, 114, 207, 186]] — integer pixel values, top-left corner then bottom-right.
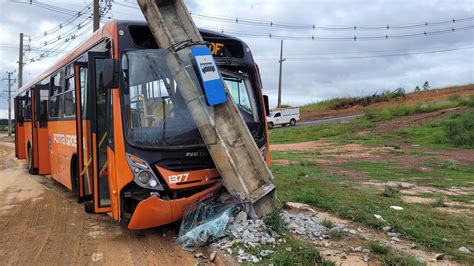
[[122, 49, 206, 148], [122, 49, 262, 149]]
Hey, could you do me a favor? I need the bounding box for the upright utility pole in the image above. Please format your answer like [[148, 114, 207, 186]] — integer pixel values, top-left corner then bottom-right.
[[3, 72, 15, 137], [93, 0, 100, 32], [277, 40, 285, 108], [18, 33, 24, 88]]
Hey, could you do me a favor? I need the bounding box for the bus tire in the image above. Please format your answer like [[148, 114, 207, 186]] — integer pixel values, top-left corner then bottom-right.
[[27, 144, 33, 173], [84, 201, 94, 213], [268, 122, 274, 129], [70, 155, 79, 196], [290, 119, 296, 126]]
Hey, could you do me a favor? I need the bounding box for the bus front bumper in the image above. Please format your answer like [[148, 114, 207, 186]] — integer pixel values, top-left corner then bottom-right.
[[127, 183, 221, 230]]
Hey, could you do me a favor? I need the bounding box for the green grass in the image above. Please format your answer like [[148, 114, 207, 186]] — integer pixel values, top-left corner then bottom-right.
[[270, 99, 474, 148], [271, 162, 474, 263], [368, 240, 389, 255], [237, 237, 333, 266], [263, 205, 285, 233], [364, 101, 464, 122], [341, 160, 474, 188]]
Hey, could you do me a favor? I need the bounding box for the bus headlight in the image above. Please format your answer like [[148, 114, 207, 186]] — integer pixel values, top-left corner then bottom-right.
[[126, 153, 164, 191]]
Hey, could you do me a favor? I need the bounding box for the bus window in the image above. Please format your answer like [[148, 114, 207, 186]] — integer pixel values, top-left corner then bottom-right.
[[63, 77, 76, 117], [223, 71, 260, 123], [51, 72, 64, 96], [25, 90, 32, 121], [80, 67, 88, 118], [39, 89, 48, 127]]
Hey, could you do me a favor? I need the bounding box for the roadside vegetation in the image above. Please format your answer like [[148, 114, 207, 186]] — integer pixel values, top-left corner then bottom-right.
[[268, 90, 474, 263]]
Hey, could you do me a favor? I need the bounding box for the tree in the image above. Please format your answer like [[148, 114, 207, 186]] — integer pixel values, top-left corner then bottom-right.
[[414, 86, 421, 92], [423, 81, 430, 91]]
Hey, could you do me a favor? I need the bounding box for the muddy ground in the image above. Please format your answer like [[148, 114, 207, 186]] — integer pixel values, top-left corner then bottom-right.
[[0, 139, 207, 265]]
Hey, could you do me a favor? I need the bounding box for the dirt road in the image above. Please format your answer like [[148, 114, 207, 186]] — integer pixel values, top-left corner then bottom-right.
[[0, 140, 201, 265]]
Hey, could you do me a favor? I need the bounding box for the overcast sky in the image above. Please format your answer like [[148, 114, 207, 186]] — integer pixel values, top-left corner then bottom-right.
[[0, 0, 473, 118]]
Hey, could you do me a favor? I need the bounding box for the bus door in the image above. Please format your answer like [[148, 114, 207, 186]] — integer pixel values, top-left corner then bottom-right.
[[15, 96, 26, 159], [30, 89, 39, 173], [75, 52, 112, 213], [14, 97, 19, 158], [34, 85, 50, 174]]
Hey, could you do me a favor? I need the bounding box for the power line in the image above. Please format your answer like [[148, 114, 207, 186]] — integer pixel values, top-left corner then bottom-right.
[[190, 11, 474, 31], [214, 25, 474, 41], [254, 45, 474, 61]]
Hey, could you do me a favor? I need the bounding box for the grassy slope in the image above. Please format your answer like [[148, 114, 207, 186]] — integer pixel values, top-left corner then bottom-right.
[[269, 96, 474, 263]]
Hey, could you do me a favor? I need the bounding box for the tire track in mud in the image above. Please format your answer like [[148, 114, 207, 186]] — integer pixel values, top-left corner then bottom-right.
[[0, 140, 201, 265]]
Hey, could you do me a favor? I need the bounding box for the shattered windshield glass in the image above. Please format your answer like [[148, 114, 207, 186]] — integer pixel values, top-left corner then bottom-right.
[[122, 49, 210, 148]]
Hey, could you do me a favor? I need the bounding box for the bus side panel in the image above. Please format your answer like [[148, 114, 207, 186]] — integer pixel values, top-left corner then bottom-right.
[[112, 88, 133, 221], [38, 127, 51, 175], [16, 125, 26, 159], [48, 120, 77, 189]]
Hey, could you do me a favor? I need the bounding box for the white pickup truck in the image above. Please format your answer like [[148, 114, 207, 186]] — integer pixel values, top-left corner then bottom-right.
[[266, 108, 300, 129]]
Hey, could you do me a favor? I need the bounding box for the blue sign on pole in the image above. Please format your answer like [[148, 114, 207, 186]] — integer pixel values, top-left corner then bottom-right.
[[191, 46, 227, 106]]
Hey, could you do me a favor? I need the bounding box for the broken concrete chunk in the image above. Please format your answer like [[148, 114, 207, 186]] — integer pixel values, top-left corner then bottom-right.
[[459, 246, 471, 254], [416, 255, 425, 263], [374, 214, 387, 223], [209, 251, 217, 262]]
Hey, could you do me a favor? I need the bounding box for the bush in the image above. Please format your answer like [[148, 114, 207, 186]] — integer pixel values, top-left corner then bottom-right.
[[444, 110, 474, 147]]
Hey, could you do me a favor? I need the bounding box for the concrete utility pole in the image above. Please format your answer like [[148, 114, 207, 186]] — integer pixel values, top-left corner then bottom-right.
[[18, 33, 24, 88], [93, 0, 100, 32], [3, 72, 15, 137], [277, 40, 285, 108], [138, 0, 276, 217]]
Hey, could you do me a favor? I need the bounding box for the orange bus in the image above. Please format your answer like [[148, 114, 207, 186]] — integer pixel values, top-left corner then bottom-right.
[[15, 20, 270, 230]]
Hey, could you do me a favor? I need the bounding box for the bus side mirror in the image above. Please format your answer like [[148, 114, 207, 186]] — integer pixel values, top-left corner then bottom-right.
[[263, 95, 270, 116], [103, 59, 119, 89]]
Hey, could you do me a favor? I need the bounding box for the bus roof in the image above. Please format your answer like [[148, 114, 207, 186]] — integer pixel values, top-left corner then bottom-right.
[[17, 20, 253, 96]]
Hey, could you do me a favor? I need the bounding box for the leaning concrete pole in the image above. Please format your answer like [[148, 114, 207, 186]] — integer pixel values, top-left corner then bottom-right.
[[137, 0, 276, 216]]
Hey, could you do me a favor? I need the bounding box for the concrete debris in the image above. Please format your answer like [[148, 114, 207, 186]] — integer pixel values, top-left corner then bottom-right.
[[235, 211, 248, 223], [259, 250, 274, 257], [458, 246, 471, 254], [352, 246, 363, 253], [382, 226, 392, 232], [362, 249, 370, 254], [194, 252, 205, 259], [228, 217, 276, 247], [410, 243, 417, 249], [363, 254, 370, 262], [349, 229, 358, 235], [373, 214, 387, 223], [391, 237, 401, 243], [209, 251, 217, 262], [416, 255, 425, 263], [390, 205, 404, 211], [282, 211, 330, 241]]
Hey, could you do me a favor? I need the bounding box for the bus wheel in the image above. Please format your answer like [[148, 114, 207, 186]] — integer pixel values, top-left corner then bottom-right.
[[268, 122, 274, 129], [84, 201, 94, 213], [27, 145, 33, 173], [290, 119, 296, 126]]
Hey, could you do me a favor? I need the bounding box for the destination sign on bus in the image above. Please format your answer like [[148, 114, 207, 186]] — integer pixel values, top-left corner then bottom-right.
[[208, 42, 225, 57]]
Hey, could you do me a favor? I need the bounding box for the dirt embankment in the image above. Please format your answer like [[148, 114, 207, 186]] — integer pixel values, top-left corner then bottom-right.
[[0, 140, 205, 265], [300, 84, 474, 122]]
